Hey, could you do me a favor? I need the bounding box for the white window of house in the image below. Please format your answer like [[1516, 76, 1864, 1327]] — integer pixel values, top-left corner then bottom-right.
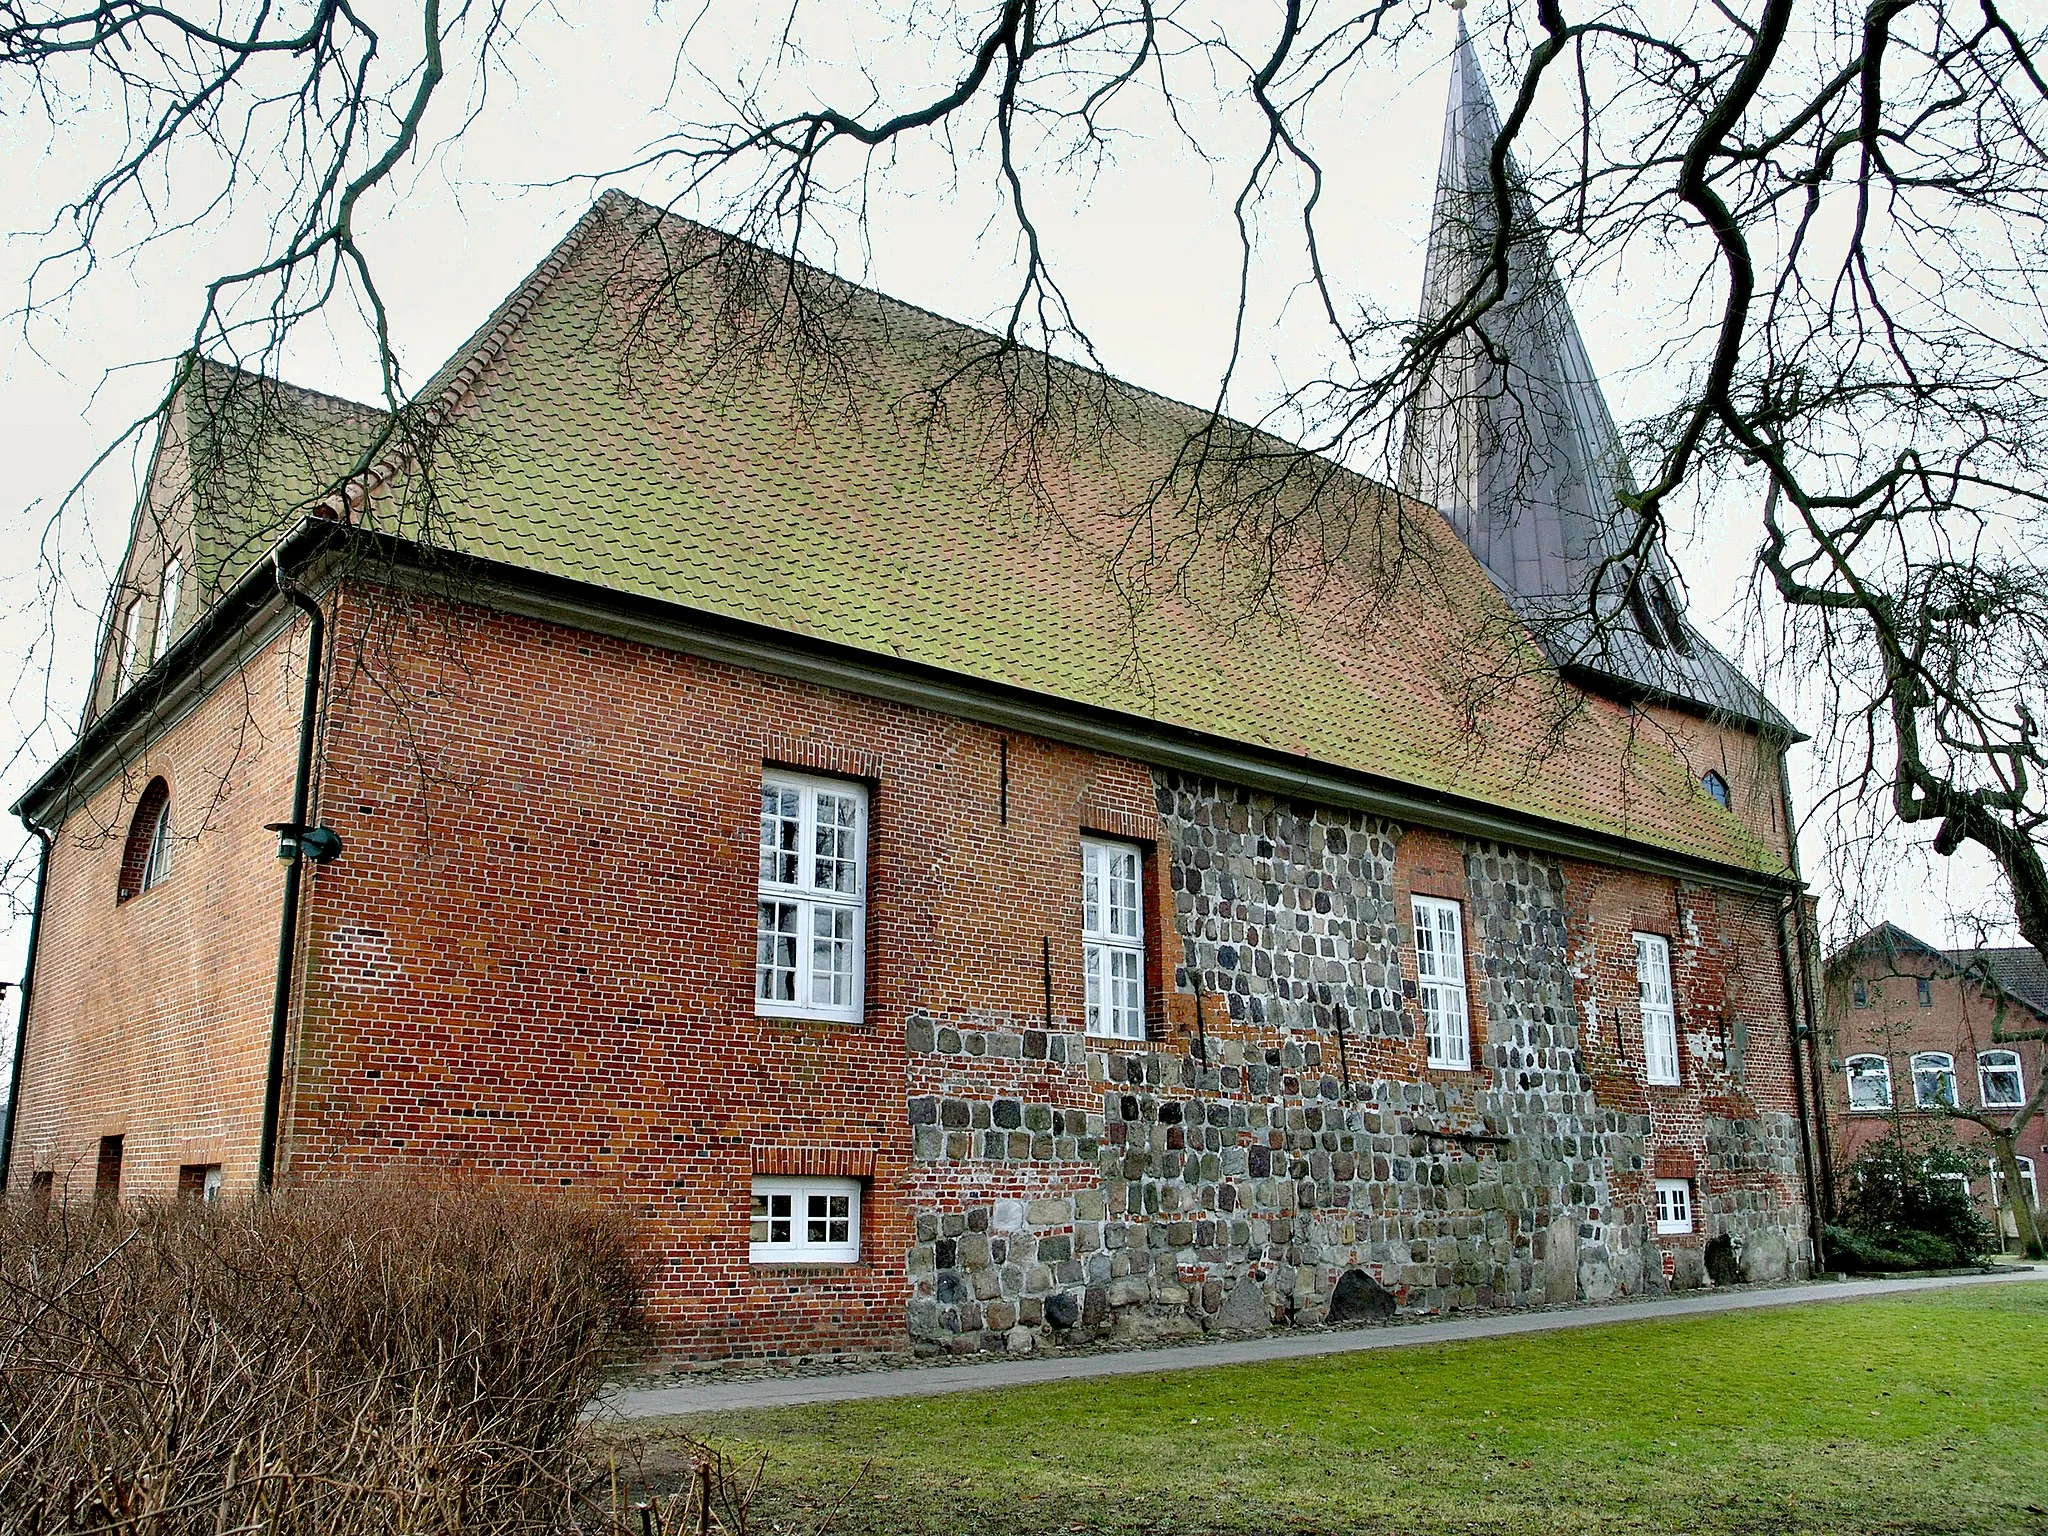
[[749, 1176, 861, 1264], [1082, 837, 1145, 1039], [1979, 1050, 2025, 1110], [154, 556, 183, 658], [1654, 1178, 1694, 1235], [1845, 1054, 1893, 1112], [1413, 895, 1471, 1070], [140, 796, 174, 894], [1989, 1156, 2039, 1211], [117, 599, 143, 686], [1911, 1051, 1957, 1110], [755, 774, 867, 1022], [1636, 933, 1680, 1085]]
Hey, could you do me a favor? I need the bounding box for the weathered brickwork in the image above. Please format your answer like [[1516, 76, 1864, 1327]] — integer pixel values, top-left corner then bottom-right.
[[9, 623, 307, 1202], [13, 585, 1812, 1359]]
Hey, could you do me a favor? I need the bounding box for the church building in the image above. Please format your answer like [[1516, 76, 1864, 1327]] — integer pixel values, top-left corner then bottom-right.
[[3, 32, 1825, 1356]]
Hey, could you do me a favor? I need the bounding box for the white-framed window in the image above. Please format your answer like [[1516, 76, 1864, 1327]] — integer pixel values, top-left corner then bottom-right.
[[1990, 1155, 2039, 1211], [749, 1176, 861, 1264], [1082, 837, 1145, 1039], [140, 796, 173, 894], [1636, 933, 1680, 1085], [1978, 1050, 2025, 1110], [155, 556, 183, 658], [755, 773, 867, 1022], [1911, 1051, 1957, 1110], [1701, 770, 1730, 810], [117, 599, 143, 687], [1654, 1178, 1693, 1235], [1413, 895, 1471, 1070], [1845, 1054, 1893, 1112]]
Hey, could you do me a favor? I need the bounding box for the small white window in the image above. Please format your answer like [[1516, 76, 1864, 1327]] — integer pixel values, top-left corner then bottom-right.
[[1978, 1050, 2025, 1110], [140, 797, 173, 894], [755, 774, 867, 1022], [749, 1176, 861, 1264], [1413, 895, 1471, 1070], [1845, 1054, 1893, 1111], [1911, 1051, 1957, 1110], [155, 556, 183, 659], [1701, 770, 1730, 810], [1636, 933, 1680, 1085], [1082, 838, 1145, 1039], [201, 1166, 223, 1204], [1654, 1178, 1693, 1235]]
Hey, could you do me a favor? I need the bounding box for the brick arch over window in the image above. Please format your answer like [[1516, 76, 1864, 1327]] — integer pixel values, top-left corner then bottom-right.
[[117, 777, 172, 904]]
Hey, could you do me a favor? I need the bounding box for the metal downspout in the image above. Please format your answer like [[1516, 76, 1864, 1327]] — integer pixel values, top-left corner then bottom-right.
[[257, 558, 326, 1193], [0, 821, 54, 1193]]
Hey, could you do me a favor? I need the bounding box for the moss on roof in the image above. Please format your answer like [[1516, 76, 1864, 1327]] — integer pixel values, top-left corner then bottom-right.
[[324, 194, 1785, 877]]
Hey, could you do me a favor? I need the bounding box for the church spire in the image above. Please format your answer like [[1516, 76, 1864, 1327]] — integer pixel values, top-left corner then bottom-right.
[[1399, 14, 1788, 732]]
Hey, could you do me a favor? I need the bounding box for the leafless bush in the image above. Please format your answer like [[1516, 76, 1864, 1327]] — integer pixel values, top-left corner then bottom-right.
[[0, 1177, 643, 1535]]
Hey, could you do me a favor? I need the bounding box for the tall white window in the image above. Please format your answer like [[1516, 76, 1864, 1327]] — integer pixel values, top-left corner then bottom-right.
[[1636, 933, 1680, 1085], [1911, 1051, 1957, 1109], [749, 1176, 861, 1264], [155, 556, 183, 659], [1413, 895, 1471, 1070], [117, 600, 143, 687], [755, 773, 867, 1022], [1979, 1050, 2025, 1110], [1845, 1054, 1893, 1111], [1082, 837, 1145, 1039], [140, 797, 173, 894], [1991, 1156, 2038, 1210], [1654, 1178, 1694, 1235]]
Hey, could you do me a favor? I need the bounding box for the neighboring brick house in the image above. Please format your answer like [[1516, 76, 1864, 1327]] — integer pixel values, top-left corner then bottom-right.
[[1822, 923, 2048, 1240], [3, 32, 1825, 1357]]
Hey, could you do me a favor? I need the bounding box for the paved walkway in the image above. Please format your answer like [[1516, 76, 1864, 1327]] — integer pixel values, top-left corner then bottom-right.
[[607, 1268, 2044, 1419]]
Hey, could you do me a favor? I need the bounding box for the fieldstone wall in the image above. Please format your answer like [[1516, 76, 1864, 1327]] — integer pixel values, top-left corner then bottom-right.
[[899, 774, 1810, 1356], [1704, 1111, 1811, 1281]]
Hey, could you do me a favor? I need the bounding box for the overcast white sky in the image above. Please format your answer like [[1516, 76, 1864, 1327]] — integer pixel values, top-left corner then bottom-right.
[[0, 1, 2014, 1025]]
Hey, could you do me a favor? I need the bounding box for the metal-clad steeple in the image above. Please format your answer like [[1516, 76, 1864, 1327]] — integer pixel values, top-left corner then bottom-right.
[[1400, 12, 1789, 733]]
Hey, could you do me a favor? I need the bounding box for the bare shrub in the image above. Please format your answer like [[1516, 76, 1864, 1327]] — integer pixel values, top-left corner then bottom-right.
[[0, 1177, 642, 1535]]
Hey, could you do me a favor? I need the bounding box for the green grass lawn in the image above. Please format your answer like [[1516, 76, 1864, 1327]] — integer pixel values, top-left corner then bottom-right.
[[632, 1283, 2048, 1536]]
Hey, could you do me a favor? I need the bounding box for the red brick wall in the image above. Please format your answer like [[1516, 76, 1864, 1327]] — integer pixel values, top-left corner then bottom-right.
[[286, 585, 1174, 1355], [15, 576, 1813, 1354], [1561, 863, 1805, 1264], [8, 620, 307, 1200], [1823, 952, 2048, 1224]]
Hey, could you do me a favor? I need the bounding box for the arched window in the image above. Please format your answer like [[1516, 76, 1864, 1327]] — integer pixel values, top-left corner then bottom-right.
[[1911, 1051, 1957, 1110], [1845, 1054, 1892, 1111], [1979, 1050, 2025, 1110], [1702, 770, 1731, 810], [117, 778, 173, 903]]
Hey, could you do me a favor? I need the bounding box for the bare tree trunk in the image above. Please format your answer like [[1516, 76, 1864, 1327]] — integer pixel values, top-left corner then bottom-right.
[[1987, 1131, 2043, 1259]]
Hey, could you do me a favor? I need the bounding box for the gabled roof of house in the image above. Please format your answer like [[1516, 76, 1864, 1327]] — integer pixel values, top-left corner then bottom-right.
[[1831, 922, 2048, 1022], [1399, 18, 1789, 735], [179, 358, 388, 601], [66, 190, 1791, 880]]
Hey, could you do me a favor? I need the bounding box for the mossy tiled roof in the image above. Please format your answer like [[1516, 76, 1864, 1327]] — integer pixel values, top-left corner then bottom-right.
[[307, 194, 1782, 878], [180, 359, 389, 601]]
